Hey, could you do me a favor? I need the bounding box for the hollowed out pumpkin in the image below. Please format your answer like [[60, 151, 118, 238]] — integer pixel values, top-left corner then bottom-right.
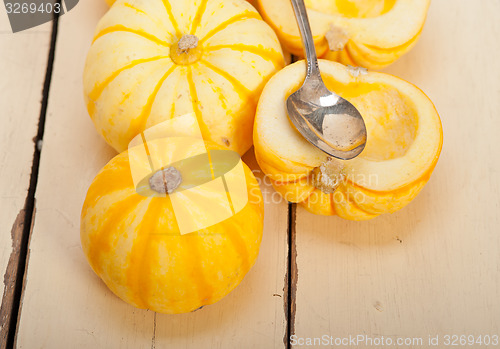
[[255, 0, 430, 70], [253, 60, 442, 220]]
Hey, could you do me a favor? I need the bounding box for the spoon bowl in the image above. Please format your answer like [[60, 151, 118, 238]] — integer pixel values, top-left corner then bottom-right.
[[286, 0, 367, 160]]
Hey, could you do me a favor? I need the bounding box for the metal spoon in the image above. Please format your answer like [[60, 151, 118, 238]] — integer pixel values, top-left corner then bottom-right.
[[286, 0, 367, 160]]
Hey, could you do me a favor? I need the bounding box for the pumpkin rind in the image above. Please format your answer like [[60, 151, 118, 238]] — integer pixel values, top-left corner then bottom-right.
[[81, 142, 264, 313], [85, 0, 285, 154], [106, 0, 256, 6], [255, 0, 430, 69], [254, 60, 442, 219]]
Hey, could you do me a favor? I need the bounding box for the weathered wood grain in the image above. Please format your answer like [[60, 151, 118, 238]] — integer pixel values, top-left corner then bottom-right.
[[291, 1, 500, 347], [0, 11, 51, 348], [15, 1, 288, 348]]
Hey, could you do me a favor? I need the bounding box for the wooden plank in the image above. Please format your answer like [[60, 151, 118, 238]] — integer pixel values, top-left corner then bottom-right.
[[151, 151, 289, 349], [0, 11, 52, 348], [15, 0, 288, 347], [292, 0, 500, 347]]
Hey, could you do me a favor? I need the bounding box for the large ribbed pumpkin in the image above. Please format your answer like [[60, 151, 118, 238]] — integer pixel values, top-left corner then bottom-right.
[[84, 0, 285, 154], [255, 0, 430, 70], [80, 140, 264, 313], [254, 60, 442, 219]]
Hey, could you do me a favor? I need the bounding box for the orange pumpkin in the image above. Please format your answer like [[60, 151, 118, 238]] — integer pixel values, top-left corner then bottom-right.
[[81, 135, 264, 313]]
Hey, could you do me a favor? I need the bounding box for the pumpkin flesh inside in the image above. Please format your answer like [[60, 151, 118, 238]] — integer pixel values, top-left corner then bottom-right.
[[319, 79, 419, 162], [282, 79, 420, 189], [305, 0, 397, 19]]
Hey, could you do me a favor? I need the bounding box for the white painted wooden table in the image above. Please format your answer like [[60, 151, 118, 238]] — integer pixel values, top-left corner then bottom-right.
[[1, 1, 499, 348]]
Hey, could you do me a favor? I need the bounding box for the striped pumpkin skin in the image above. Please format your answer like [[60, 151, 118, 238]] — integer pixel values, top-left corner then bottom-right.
[[85, 0, 285, 154], [256, 0, 430, 70], [80, 147, 264, 314]]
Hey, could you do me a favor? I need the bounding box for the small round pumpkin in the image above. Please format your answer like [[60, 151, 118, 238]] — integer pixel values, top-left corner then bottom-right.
[[255, 0, 430, 69], [254, 60, 442, 220], [81, 139, 264, 313], [85, 0, 285, 154]]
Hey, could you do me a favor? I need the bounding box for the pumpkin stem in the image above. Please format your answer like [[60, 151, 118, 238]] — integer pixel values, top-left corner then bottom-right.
[[347, 65, 368, 78], [325, 24, 349, 52], [170, 35, 202, 65], [311, 157, 345, 194], [149, 167, 182, 194], [177, 34, 199, 54]]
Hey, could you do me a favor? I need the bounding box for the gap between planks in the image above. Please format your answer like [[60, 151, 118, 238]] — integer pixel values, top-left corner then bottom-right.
[[284, 53, 300, 349], [285, 203, 298, 349], [0, 8, 60, 349]]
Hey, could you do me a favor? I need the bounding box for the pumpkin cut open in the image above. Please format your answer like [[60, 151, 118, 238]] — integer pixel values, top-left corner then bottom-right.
[[84, 0, 285, 154], [255, 0, 430, 69], [254, 60, 442, 220]]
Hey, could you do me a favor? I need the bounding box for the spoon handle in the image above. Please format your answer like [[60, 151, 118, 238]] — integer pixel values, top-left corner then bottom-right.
[[290, 0, 322, 80]]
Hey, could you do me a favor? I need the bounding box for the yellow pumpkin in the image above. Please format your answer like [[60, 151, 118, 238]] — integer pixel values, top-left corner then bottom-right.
[[85, 0, 285, 154], [254, 60, 442, 219], [81, 136, 264, 313], [255, 0, 430, 70], [106, 0, 255, 6]]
